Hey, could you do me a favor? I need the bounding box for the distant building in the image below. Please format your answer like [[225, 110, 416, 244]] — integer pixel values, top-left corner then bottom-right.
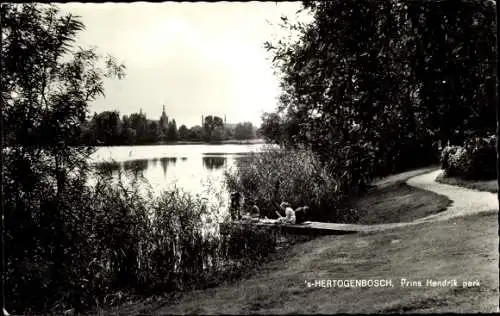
[[160, 104, 169, 130]]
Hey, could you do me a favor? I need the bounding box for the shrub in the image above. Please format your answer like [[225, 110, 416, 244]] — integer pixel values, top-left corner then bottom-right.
[[224, 146, 349, 222], [440, 145, 460, 171], [445, 146, 470, 177], [441, 134, 497, 180], [464, 134, 497, 180]]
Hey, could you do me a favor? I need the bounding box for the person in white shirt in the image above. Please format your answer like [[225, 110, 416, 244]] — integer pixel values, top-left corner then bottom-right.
[[276, 201, 296, 224]]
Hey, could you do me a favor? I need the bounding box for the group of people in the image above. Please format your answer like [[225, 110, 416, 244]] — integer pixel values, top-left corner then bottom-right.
[[229, 191, 310, 225], [275, 202, 310, 225]]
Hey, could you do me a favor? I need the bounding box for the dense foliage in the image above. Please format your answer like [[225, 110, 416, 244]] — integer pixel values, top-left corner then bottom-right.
[[441, 134, 497, 180], [261, 0, 497, 184]]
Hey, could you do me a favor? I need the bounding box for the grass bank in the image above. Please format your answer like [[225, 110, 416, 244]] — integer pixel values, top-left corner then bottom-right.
[[353, 166, 451, 224], [109, 167, 497, 314], [124, 211, 497, 314], [435, 173, 498, 193]]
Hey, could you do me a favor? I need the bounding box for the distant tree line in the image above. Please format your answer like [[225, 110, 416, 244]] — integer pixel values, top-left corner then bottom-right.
[[75, 112, 258, 145]]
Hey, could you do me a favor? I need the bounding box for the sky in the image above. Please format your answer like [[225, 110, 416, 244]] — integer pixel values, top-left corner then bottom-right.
[[57, 2, 311, 128]]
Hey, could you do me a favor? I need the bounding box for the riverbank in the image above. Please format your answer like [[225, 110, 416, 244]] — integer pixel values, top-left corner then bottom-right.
[[353, 166, 452, 225], [92, 139, 267, 147], [102, 167, 498, 314], [127, 211, 497, 314]]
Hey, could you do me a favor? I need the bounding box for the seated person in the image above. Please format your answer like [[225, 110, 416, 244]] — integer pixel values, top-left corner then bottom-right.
[[229, 191, 242, 221], [294, 206, 310, 224], [276, 201, 296, 224], [239, 199, 261, 222], [247, 200, 261, 218]]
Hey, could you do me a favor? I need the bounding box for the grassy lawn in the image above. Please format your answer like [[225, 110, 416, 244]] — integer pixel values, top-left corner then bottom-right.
[[113, 211, 498, 314], [435, 173, 498, 193], [105, 167, 498, 315], [353, 181, 451, 225], [369, 165, 440, 190]]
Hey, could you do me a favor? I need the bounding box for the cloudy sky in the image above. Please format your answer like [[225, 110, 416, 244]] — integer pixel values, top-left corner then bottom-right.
[[57, 2, 311, 128]]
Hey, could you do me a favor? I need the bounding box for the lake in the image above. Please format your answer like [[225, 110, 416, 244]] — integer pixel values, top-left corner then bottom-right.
[[90, 143, 269, 211]]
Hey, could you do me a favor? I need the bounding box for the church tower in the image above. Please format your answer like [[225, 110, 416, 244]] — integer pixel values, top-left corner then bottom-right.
[[160, 104, 169, 130]]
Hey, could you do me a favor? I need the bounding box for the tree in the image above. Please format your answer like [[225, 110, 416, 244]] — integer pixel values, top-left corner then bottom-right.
[[188, 125, 203, 141], [79, 114, 97, 145], [234, 122, 255, 140], [255, 127, 263, 139], [129, 112, 147, 144], [212, 125, 225, 142], [406, 0, 497, 145], [120, 114, 136, 144], [223, 125, 234, 140], [93, 111, 122, 145], [264, 0, 496, 188], [1, 3, 125, 311], [202, 115, 224, 142], [260, 112, 284, 144], [167, 119, 179, 141], [178, 124, 189, 141], [146, 120, 161, 143]]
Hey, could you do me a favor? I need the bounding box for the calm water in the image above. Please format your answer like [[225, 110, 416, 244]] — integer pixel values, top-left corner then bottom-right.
[[90, 143, 268, 205]]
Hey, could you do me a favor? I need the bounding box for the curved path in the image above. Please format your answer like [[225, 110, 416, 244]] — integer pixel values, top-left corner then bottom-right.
[[407, 169, 498, 219], [304, 169, 498, 233], [369, 169, 498, 231]]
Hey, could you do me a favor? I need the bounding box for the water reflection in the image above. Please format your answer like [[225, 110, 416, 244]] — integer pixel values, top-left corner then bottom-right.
[[94, 155, 237, 181], [202, 156, 226, 170], [150, 158, 159, 167], [94, 160, 121, 177], [123, 159, 149, 176], [202, 152, 249, 156], [159, 157, 177, 175], [93, 155, 232, 196]]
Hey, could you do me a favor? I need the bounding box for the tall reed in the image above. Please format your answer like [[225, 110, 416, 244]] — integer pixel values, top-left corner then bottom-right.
[[224, 146, 357, 222]]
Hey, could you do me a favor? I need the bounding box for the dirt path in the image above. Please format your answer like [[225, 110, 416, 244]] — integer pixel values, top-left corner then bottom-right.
[[355, 169, 498, 232], [406, 169, 498, 220], [295, 168, 497, 233]]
